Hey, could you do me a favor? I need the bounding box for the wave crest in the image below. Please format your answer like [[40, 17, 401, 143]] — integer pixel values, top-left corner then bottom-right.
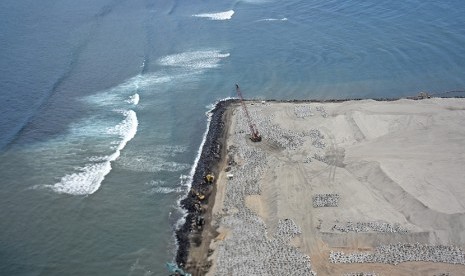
[[158, 50, 230, 70], [192, 10, 234, 20], [42, 110, 138, 195]]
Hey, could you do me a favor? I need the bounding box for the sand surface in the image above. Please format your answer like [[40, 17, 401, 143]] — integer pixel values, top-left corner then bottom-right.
[[207, 98, 465, 276]]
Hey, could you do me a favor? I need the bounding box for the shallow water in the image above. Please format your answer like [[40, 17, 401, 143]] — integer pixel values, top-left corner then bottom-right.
[[0, 0, 464, 275]]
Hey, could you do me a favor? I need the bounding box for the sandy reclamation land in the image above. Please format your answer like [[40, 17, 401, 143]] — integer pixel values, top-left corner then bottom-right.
[[206, 98, 465, 276]]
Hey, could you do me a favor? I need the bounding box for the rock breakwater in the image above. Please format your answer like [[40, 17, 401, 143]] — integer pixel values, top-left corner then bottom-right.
[[175, 99, 236, 266]]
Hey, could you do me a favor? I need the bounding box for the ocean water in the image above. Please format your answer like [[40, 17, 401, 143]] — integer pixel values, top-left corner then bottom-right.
[[0, 0, 464, 275]]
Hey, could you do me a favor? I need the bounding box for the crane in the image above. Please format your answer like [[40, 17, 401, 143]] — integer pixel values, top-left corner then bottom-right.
[[235, 84, 262, 142]]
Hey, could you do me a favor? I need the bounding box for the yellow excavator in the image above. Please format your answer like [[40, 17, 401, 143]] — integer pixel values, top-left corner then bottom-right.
[[191, 189, 205, 201], [205, 173, 215, 183]]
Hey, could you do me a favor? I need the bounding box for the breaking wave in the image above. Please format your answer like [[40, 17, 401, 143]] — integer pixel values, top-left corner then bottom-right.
[[85, 74, 171, 108], [42, 110, 138, 195], [192, 10, 235, 20], [158, 50, 230, 70], [36, 50, 229, 196], [126, 93, 140, 105]]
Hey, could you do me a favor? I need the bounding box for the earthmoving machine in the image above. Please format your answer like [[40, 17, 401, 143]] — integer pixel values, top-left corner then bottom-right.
[[191, 189, 205, 201], [205, 173, 215, 183], [235, 84, 262, 142]]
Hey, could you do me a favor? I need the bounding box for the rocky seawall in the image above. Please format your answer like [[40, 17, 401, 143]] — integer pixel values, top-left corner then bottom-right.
[[175, 99, 236, 267]]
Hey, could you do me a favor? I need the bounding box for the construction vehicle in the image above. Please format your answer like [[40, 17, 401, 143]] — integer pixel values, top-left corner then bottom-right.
[[205, 173, 215, 183], [235, 84, 262, 142], [191, 189, 205, 201], [166, 262, 191, 276]]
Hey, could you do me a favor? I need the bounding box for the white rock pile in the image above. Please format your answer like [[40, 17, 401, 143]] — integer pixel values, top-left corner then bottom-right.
[[330, 243, 465, 265], [331, 221, 408, 233], [316, 106, 328, 118], [308, 129, 326, 149], [275, 218, 302, 243], [294, 105, 314, 118], [313, 194, 340, 207]]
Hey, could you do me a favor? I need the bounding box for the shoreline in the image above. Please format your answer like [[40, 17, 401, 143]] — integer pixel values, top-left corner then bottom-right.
[[175, 95, 465, 275], [175, 98, 236, 272]]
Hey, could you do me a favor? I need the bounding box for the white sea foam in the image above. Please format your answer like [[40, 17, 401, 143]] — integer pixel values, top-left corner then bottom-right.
[[147, 179, 167, 186], [67, 116, 112, 138], [127, 74, 173, 89], [44, 110, 138, 195], [158, 50, 230, 70], [118, 145, 189, 172], [155, 145, 188, 155], [192, 10, 234, 20], [85, 74, 171, 107], [257, 17, 288, 22], [179, 174, 190, 187], [183, 105, 214, 190], [108, 110, 138, 152], [43, 162, 112, 195], [146, 179, 184, 194], [121, 158, 191, 173], [150, 186, 184, 194], [126, 93, 139, 105]]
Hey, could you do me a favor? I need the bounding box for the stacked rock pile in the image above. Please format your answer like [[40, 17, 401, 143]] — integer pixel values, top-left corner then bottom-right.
[[294, 105, 314, 118], [268, 124, 305, 150], [316, 106, 328, 118], [330, 243, 465, 265], [307, 129, 326, 149], [275, 218, 302, 243], [214, 105, 316, 275], [303, 129, 327, 163], [243, 108, 305, 150], [331, 221, 408, 233], [313, 194, 340, 207]]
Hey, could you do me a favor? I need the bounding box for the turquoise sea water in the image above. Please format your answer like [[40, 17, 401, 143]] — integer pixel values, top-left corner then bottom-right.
[[0, 0, 464, 275]]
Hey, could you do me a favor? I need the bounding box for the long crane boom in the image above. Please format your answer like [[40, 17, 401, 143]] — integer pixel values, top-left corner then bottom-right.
[[235, 84, 262, 142]]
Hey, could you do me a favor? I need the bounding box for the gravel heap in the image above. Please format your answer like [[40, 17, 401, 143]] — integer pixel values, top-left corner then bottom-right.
[[307, 129, 326, 149], [330, 243, 465, 265], [275, 218, 302, 243], [316, 106, 328, 118], [294, 105, 314, 118], [312, 194, 340, 207], [331, 221, 408, 233]]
